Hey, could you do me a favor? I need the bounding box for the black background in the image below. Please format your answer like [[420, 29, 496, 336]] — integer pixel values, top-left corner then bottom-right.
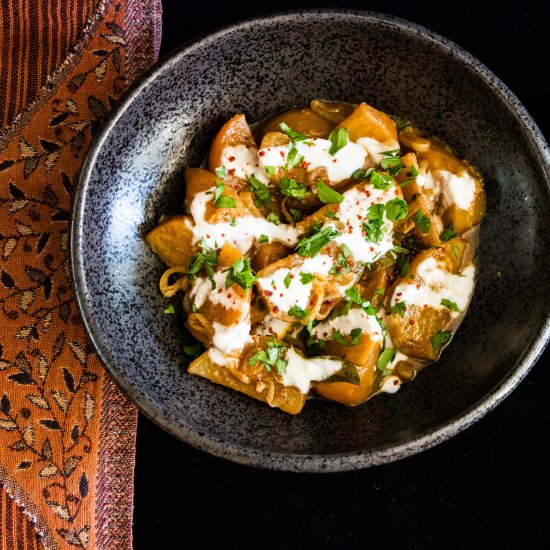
[[133, 2, 550, 548]]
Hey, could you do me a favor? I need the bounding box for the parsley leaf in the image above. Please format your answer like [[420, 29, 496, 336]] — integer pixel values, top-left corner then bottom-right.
[[279, 122, 311, 143], [183, 343, 202, 358], [317, 180, 344, 204], [328, 127, 349, 155], [264, 165, 276, 177], [370, 170, 393, 190], [414, 210, 431, 233], [280, 177, 310, 199], [288, 305, 309, 319], [352, 167, 373, 181], [391, 115, 410, 131], [249, 175, 271, 205], [399, 166, 419, 187], [258, 234, 269, 244], [213, 181, 236, 208], [286, 144, 305, 168], [350, 328, 363, 345], [391, 301, 406, 317], [432, 330, 452, 349], [396, 253, 410, 278], [376, 348, 396, 373], [325, 210, 339, 220], [290, 208, 302, 222], [300, 272, 315, 284], [187, 239, 218, 287], [384, 198, 408, 222], [331, 330, 349, 346], [164, 303, 175, 314], [345, 286, 362, 305], [283, 272, 292, 289], [267, 211, 280, 225], [441, 299, 460, 312], [249, 339, 288, 374], [296, 226, 340, 257], [440, 223, 458, 242], [330, 243, 353, 275], [215, 166, 227, 179], [224, 258, 257, 289], [380, 150, 405, 176], [363, 203, 386, 243]]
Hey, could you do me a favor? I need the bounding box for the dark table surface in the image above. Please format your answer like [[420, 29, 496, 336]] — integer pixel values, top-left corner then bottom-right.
[[133, 2, 549, 548]]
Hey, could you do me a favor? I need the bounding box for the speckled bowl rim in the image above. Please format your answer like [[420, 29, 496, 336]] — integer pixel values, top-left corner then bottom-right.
[[71, 9, 550, 472]]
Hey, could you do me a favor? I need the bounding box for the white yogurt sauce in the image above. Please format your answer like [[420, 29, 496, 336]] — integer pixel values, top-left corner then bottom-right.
[[256, 254, 333, 312], [221, 144, 269, 184], [188, 189, 300, 253], [311, 307, 383, 343], [391, 257, 475, 315], [356, 137, 400, 165], [254, 316, 291, 339], [189, 271, 239, 310], [436, 169, 477, 211], [258, 138, 367, 183], [329, 185, 396, 264], [379, 375, 402, 394], [281, 347, 343, 393]]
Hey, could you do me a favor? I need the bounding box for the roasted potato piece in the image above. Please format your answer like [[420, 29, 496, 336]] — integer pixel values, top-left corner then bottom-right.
[[260, 107, 334, 139], [251, 241, 292, 272], [315, 333, 381, 406], [145, 215, 194, 267], [188, 347, 307, 414], [337, 101, 398, 143]]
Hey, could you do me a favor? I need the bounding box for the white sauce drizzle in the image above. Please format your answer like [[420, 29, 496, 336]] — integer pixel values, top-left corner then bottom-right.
[[256, 254, 332, 312], [356, 137, 400, 165], [188, 189, 300, 253], [379, 375, 402, 394], [282, 347, 343, 393], [436, 169, 477, 211], [258, 138, 367, 183], [254, 316, 290, 339], [391, 257, 475, 316], [221, 144, 269, 183], [189, 272, 236, 310], [311, 307, 383, 343]]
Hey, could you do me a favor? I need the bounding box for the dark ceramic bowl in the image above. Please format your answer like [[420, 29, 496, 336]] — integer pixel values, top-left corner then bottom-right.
[[71, 10, 550, 472]]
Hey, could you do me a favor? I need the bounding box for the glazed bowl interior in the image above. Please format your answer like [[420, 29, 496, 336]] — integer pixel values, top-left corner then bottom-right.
[[72, 11, 550, 471]]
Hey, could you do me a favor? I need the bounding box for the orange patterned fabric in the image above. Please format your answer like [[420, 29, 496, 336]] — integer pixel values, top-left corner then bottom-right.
[[0, 1, 161, 548]]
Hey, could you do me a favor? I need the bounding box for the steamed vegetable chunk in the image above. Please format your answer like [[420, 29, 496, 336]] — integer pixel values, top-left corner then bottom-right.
[[146, 99, 484, 414]]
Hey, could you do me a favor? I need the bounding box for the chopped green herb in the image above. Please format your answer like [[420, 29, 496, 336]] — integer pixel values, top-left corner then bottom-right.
[[370, 170, 393, 190], [396, 253, 410, 278], [345, 286, 363, 305], [286, 144, 305, 168], [441, 299, 460, 312], [187, 239, 218, 287], [183, 343, 202, 358], [440, 223, 458, 242], [364, 203, 386, 243], [164, 303, 175, 314], [380, 150, 405, 176], [230, 218, 237, 227], [264, 165, 276, 178], [249, 339, 288, 374], [300, 272, 315, 284], [296, 226, 340, 257], [224, 257, 257, 289], [279, 122, 312, 143], [384, 198, 408, 222], [391, 115, 409, 131], [290, 208, 302, 222], [330, 243, 353, 275], [350, 328, 363, 345], [267, 211, 280, 225], [317, 180, 344, 204], [391, 301, 406, 317], [249, 175, 271, 206], [375, 288, 385, 296], [331, 330, 350, 346], [215, 166, 227, 179], [352, 167, 373, 181], [325, 210, 339, 220], [258, 234, 269, 244], [192, 303, 199, 312], [283, 272, 292, 289], [452, 243, 459, 258], [213, 181, 236, 209], [288, 305, 309, 319], [328, 127, 349, 155], [376, 348, 396, 373], [399, 166, 420, 187], [280, 177, 310, 199], [432, 330, 452, 349], [414, 210, 431, 233]]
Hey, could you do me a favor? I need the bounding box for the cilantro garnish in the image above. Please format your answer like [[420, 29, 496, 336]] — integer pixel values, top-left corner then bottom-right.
[[224, 258, 257, 289], [183, 343, 202, 358], [441, 299, 460, 312], [399, 166, 419, 187], [328, 127, 349, 155], [296, 226, 340, 257], [249, 175, 271, 206], [325, 210, 339, 220], [283, 272, 292, 289], [317, 180, 344, 204], [187, 239, 218, 288], [279, 122, 312, 143], [391, 301, 406, 317], [414, 210, 431, 233], [352, 167, 373, 181], [288, 305, 309, 319], [215, 166, 227, 179], [370, 170, 393, 190], [264, 165, 276, 177], [432, 331, 452, 349], [384, 198, 408, 222], [376, 348, 396, 374], [164, 304, 175, 314], [440, 223, 458, 242], [290, 208, 302, 222], [213, 181, 236, 208], [258, 235, 269, 244], [286, 144, 305, 168], [249, 339, 288, 374], [363, 203, 386, 243], [380, 150, 405, 176], [267, 211, 280, 225], [330, 243, 352, 275], [300, 272, 315, 284], [280, 177, 310, 199]]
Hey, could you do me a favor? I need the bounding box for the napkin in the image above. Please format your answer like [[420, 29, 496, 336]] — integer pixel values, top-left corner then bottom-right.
[[0, 1, 161, 547]]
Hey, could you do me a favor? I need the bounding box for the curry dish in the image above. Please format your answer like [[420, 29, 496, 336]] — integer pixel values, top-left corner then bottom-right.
[[145, 100, 485, 414]]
